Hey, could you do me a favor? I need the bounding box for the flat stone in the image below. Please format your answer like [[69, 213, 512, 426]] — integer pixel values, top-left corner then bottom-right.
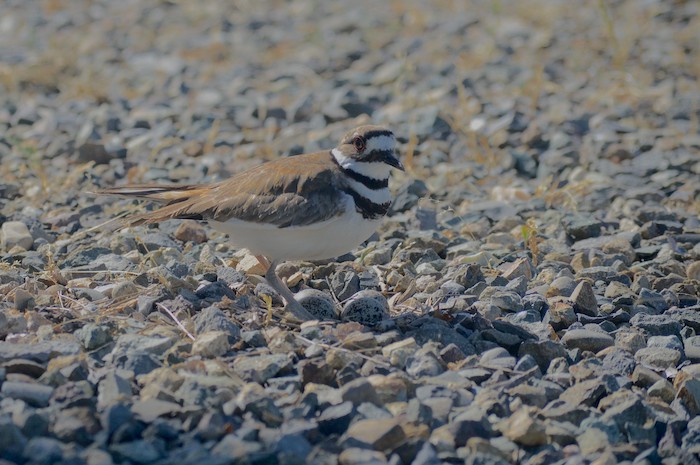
[[110, 439, 162, 463], [174, 220, 208, 243], [0, 340, 81, 364], [0, 417, 27, 462], [193, 306, 241, 342], [318, 401, 355, 435], [341, 378, 382, 406], [1, 381, 54, 407], [629, 313, 682, 337], [648, 379, 675, 403], [546, 277, 577, 297], [559, 378, 607, 407], [687, 261, 700, 281], [382, 337, 419, 368], [561, 329, 614, 353], [192, 331, 230, 358], [98, 371, 133, 406], [342, 418, 406, 452], [677, 378, 700, 415], [500, 407, 547, 446], [233, 353, 293, 383], [518, 340, 568, 372], [635, 347, 681, 370], [1, 221, 33, 251], [22, 437, 64, 464], [75, 324, 113, 350], [131, 399, 182, 423], [500, 257, 533, 280]]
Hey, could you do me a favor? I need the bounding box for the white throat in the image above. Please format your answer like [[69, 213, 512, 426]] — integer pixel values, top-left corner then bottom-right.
[[331, 148, 393, 180]]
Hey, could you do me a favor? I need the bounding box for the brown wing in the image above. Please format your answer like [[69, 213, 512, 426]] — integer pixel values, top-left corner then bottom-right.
[[100, 151, 347, 228]]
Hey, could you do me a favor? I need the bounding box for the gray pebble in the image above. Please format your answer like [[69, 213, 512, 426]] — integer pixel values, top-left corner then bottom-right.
[[561, 329, 614, 353]]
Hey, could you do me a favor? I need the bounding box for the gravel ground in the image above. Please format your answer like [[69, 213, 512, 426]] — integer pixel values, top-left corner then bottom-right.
[[1, 0, 700, 464]]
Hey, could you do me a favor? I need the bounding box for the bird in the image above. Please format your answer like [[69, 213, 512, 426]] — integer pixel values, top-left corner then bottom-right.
[[97, 125, 404, 321]]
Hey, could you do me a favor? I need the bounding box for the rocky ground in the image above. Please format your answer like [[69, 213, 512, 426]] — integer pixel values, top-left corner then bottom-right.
[[1, 0, 699, 464]]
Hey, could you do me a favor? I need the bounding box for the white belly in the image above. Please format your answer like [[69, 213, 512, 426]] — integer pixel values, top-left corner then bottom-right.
[[209, 195, 383, 261]]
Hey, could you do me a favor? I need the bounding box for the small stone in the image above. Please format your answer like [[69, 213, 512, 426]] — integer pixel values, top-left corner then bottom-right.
[[275, 433, 312, 465], [174, 220, 208, 243], [648, 379, 675, 403], [635, 347, 681, 370], [111, 281, 139, 300], [192, 331, 230, 358], [338, 448, 388, 465], [109, 440, 162, 463], [1, 381, 54, 407], [341, 290, 389, 326], [518, 340, 568, 372], [75, 324, 113, 350], [342, 418, 406, 452], [677, 378, 700, 415], [629, 313, 682, 337], [331, 270, 361, 301], [501, 258, 533, 280], [341, 331, 377, 350], [490, 290, 522, 311], [1, 221, 33, 251], [295, 289, 338, 320], [318, 401, 355, 435], [560, 378, 606, 407], [501, 407, 547, 446], [565, 217, 603, 240], [615, 330, 646, 354], [298, 358, 335, 386], [547, 276, 577, 297], [0, 418, 27, 462], [570, 281, 598, 315], [341, 378, 381, 406], [562, 329, 614, 353], [13, 288, 35, 311], [233, 353, 292, 383], [547, 302, 577, 330], [193, 306, 241, 342], [687, 261, 700, 281], [382, 338, 419, 368], [98, 371, 132, 406], [440, 343, 466, 363], [22, 437, 64, 464], [237, 254, 267, 275]]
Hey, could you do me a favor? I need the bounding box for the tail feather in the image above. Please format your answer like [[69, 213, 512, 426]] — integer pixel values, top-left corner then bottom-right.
[[95, 184, 208, 204], [94, 183, 209, 226]]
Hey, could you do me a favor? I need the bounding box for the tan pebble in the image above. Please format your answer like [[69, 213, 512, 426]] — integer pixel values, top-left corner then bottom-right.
[[687, 261, 700, 281]]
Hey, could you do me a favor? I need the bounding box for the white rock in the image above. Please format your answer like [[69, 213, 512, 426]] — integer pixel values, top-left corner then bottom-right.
[[1, 221, 33, 251]]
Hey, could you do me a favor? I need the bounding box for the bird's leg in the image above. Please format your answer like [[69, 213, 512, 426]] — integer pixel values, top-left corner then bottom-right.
[[261, 258, 314, 321], [255, 255, 271, 271]]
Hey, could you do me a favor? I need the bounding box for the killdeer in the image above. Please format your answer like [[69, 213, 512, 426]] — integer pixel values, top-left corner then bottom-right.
[[97, 125, 404, 321]]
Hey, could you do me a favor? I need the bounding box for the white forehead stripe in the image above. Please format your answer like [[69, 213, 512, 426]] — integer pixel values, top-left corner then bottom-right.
[[365, 135, 395, 152]]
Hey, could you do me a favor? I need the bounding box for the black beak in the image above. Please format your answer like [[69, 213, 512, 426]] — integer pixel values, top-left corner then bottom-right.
[[384, 151, 405, 171]]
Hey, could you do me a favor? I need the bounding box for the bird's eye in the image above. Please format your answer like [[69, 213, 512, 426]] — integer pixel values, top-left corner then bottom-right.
[[353, 136, 366, 153]]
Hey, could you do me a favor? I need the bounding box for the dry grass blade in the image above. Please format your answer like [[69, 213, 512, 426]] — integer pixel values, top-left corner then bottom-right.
[[295, 335, 391, 368], [157, 303, 195, 341]]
